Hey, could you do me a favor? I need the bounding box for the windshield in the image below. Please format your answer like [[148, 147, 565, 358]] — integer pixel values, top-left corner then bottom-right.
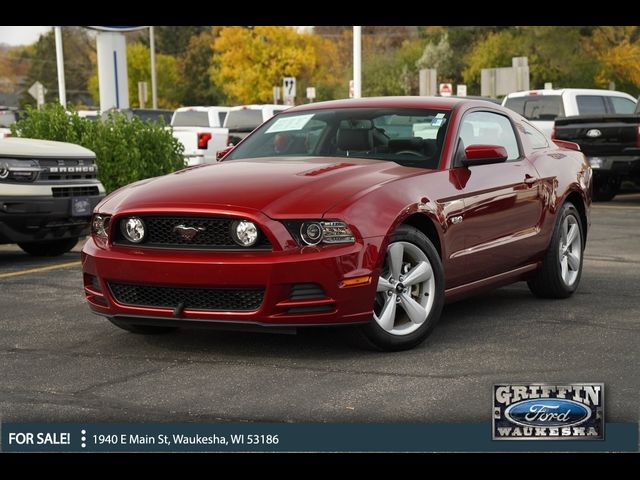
[[0, 110, 17, 128], [503, 95, 565, 121], [225, 107, 450, 169], [225, 110, 264, 131], [172, 111, 209, 127]]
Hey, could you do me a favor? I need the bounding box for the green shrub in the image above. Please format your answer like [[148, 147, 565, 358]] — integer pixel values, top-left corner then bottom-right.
[[10, 103, 184, 193]]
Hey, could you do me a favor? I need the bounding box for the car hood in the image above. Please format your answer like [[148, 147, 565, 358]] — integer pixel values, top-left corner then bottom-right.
[[0, 137, 95, 157], [100, 156, 428, 218]]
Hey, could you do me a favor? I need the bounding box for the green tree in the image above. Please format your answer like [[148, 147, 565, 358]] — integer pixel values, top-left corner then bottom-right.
[[178, 30, 226, 106], [212, 26, 326, 104], [142, 26, 209, 56], [462, 27, 600, 94], [586, 26, 640, 96], [20, 27, 94, 107], [416, 34, 456, 82]]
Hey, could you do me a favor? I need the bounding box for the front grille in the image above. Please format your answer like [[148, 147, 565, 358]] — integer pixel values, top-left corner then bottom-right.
[[52, 186, 100, 197], [36, 157, 98, 181], [113, 215, 272, 250], [109, 282, 265, 311]]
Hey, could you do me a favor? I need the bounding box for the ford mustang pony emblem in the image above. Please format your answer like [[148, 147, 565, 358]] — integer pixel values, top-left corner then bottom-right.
[[173, 225, 205, 241]]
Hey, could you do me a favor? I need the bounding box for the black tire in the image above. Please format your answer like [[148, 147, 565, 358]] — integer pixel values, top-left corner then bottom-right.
[[527, 203, 584, 299], [18, 237, 79, 257], [354, 225, 445, 351], [107, 317, 178, 335], [593, 176, 619, 202]]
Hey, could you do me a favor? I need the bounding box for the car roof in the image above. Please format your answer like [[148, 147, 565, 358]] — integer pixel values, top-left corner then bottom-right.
[[504, 88, 634, 98], [287, 96, 497, 113], [175, 106, 231, 112]]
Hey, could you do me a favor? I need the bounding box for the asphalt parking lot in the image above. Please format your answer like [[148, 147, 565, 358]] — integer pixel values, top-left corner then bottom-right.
[[1, 194, 638, 424]]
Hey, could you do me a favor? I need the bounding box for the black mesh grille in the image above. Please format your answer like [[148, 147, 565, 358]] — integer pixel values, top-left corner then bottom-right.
[[113, 215, 271, 250], [109, 282, 264, 311], [52, 186, 100, 197], [289, 283, 326, 300]]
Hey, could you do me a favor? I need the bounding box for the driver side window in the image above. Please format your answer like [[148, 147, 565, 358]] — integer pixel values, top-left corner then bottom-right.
[[458, 111, 520, 162]]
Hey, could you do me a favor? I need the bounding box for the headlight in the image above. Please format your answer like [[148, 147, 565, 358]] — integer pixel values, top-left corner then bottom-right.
[[121, 217, 146, 243], [0, 159, 41, 182], [91, 214, 111, 239], [300, 222, 323, 245], [231, 219, 258, 247], [286, 220, 355, 246]]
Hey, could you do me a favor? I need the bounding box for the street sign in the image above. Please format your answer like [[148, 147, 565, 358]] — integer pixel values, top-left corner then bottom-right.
[[349, 80, 354, 98], [439, 83, 453, 97], [28, 81, 47, 108], [283, 77, 296, 102], [306, 87, 316, 101], [544, 82, 553, 90], [456, 85, 467, 97]]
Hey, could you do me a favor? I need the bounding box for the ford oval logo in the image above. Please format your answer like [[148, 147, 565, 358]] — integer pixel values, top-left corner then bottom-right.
[[586, 129, 601, 138], [504, 399, 591, 427]]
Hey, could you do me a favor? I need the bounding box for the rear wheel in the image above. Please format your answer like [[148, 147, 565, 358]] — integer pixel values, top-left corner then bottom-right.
[[18, 237, 79, 256], [527, 203, 584, 298], [356, 225, 444, 351], [107, 317, 178, 335]]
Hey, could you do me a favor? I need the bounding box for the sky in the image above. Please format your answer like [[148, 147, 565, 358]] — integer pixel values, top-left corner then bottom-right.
[[0, 26, 51, 46], [0, 26, 314, 47]]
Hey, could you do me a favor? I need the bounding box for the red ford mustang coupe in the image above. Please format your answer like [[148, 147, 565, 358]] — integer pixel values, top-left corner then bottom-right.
[[82, 97, 591, 351]]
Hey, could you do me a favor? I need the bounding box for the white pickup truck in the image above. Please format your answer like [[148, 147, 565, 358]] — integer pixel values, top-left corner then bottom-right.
[[170, 106, 231, 166], [225, 104, 290, 145], [502, 88, 637, 137]]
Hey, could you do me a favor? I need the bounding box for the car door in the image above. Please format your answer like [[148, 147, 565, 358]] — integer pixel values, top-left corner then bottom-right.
[[450, 110, 544, 282]]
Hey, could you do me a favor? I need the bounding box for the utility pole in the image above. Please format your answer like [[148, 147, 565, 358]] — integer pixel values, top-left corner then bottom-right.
[[150, 26, 158, 109], [353, 26, 362, 99], [54, 26, 67, 108]]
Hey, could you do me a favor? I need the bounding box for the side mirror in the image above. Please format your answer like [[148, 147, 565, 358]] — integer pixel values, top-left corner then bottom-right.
[[216, 145, 235, 161], [462, 144, 508, 167]]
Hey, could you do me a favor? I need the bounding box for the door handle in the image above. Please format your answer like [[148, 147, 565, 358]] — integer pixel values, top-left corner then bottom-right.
[[524, 174, 537, 186]]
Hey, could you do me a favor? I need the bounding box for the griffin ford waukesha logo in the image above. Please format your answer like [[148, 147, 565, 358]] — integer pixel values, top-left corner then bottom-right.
[[173, 225, 205, 241], [493, 384, 604, 440]]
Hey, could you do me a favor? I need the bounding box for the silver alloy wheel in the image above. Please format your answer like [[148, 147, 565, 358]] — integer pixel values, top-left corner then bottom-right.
[[558, 214, 582, 287], [373, 241, 436, 336]]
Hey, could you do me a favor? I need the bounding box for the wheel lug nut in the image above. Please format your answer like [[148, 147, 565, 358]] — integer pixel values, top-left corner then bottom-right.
[[387, 291, 393, 297]]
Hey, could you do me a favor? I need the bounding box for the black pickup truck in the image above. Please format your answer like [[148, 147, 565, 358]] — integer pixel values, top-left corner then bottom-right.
[[553, 100, 640, 201]]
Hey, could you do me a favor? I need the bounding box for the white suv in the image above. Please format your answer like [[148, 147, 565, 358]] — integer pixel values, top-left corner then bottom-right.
[[502, 88, 637, 137]]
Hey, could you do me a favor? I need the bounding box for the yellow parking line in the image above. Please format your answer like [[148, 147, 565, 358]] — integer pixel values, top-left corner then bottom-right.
[[0, 261, 81, 280]]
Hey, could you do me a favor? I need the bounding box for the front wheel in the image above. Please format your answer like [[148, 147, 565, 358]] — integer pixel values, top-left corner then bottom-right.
[[527, 203, 584, 298], [356, 225, 445, 351], [18, 237, 79, 256]]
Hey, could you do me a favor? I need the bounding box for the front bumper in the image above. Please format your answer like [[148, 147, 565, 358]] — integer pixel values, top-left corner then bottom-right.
[[81, 236, 383, 327], [0, 194, 104, 243]]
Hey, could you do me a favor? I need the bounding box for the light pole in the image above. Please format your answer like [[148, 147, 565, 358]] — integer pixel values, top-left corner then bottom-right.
[[150, 26, 158, 109], [54, 26, 67, 107], [353, 26, 362, 99]]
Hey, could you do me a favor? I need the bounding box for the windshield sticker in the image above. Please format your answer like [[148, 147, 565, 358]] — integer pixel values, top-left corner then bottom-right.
[[434, 113, 445, 119], [265, 114, 314, 134], [431, 118, 444, 127]]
